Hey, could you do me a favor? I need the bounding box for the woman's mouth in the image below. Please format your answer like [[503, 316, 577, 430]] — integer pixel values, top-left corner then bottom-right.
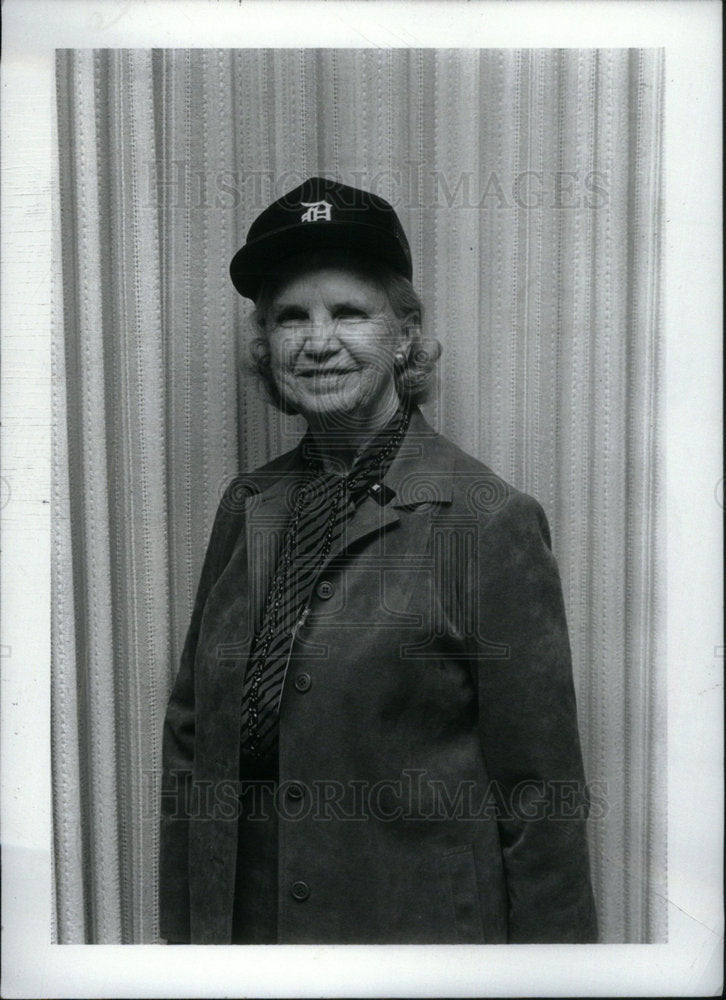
[[296, 368, 356, 379]]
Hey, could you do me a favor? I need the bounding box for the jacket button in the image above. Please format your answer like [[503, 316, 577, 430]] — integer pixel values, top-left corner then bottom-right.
[[291, 880, 310, 901], [287, 782, 304, 800], [294, 672, 312, 692], [316, 580, 334, 600]]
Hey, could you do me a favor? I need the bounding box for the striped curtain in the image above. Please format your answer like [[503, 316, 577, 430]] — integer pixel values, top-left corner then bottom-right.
[[52, 48, 665, 944]]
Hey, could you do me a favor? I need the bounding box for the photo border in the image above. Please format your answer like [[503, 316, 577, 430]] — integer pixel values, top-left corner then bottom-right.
[[1, 1, 722, 996]]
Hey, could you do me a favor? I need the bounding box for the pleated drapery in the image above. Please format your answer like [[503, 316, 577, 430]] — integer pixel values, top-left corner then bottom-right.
[[52, 48, 665, 944]]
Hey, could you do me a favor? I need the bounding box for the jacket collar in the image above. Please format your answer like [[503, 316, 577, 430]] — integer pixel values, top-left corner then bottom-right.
[[241, 408, 455, 608], [382, 407, 454, 508], [245, 406, 454, 510]]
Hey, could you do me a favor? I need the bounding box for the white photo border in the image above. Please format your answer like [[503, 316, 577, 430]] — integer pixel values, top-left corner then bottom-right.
[[1, 1, 722, 997]]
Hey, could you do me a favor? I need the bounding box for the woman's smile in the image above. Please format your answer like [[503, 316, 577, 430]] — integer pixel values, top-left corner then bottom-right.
[[296, 366, 358, 378]]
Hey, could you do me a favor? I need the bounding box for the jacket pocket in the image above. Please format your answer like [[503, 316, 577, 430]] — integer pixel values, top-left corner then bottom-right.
[[441, 845, 485, 942]]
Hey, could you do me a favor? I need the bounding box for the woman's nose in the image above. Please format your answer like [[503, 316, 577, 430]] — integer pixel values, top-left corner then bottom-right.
[[301, 319, 340, 356]]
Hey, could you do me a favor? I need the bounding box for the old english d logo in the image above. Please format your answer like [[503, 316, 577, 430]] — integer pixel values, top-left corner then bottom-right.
[[300, 200, 333, 223]]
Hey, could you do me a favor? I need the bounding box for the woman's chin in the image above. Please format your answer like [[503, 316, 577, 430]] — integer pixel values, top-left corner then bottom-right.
[[301, 397, 362, 429]]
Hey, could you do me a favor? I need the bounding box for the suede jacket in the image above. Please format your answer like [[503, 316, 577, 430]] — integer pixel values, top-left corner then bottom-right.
[[159, 408, 598, 944]]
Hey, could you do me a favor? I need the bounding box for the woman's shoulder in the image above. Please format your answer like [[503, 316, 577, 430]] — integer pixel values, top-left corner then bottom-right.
[[413, 417, 539, 510], [216, 444, 303, 518], [423, 424, 550, 540]]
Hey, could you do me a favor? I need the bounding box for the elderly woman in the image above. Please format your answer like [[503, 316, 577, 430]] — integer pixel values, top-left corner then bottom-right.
[[160, 177, 598, 945]]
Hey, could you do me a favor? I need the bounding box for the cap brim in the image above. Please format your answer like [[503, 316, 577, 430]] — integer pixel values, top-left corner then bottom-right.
[[229, 221, 412, 300]]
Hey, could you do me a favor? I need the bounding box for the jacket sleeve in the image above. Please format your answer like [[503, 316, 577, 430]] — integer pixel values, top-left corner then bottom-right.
[[470, 489, 598, 943], [158, 494, 243, 943]]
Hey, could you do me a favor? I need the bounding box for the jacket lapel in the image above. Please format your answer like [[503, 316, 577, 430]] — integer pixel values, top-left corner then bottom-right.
[[324, 408, 455, 566], [244, 408, 456, 597]]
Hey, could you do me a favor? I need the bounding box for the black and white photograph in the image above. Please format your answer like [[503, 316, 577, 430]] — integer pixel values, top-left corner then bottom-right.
[[54, 45, 659, 947], [1, 1, 722, 997]]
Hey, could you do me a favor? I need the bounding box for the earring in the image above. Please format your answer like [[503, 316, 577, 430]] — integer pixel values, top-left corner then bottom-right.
[[394, 349, 406, 364]]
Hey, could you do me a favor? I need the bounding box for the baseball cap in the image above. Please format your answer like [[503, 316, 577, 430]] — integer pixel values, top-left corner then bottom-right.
[[229, 176, 413, 300]]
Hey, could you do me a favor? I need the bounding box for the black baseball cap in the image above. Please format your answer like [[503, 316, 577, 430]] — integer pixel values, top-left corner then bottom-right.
[[229, 176, 413, 300]]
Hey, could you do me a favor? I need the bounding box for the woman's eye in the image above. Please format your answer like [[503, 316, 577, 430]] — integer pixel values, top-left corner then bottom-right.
[[334, 307, 368, 322], [275, 308, 308, 325]]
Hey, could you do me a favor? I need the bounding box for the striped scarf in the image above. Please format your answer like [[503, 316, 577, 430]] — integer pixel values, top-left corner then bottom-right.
[[240, 405, 410, 762]]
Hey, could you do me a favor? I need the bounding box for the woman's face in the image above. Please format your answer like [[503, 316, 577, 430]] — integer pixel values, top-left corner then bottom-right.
[[265, 265, 407, 430]]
